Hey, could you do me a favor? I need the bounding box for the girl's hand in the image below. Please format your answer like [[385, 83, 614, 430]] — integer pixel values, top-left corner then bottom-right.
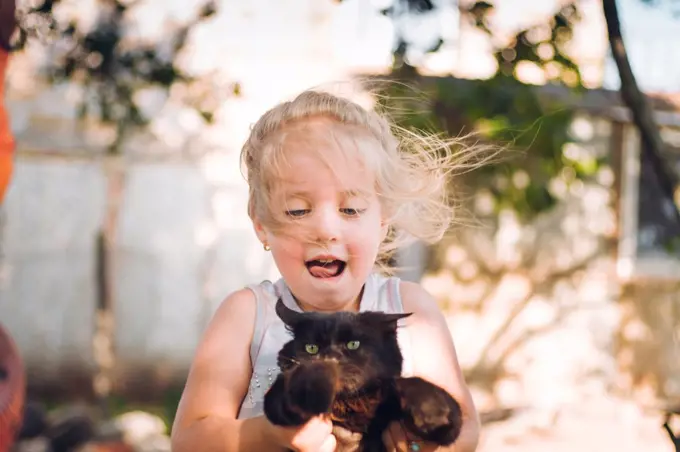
[[333, 424, 364, 452], [265, 414, 337, 452], [382, 421, 438, 452]]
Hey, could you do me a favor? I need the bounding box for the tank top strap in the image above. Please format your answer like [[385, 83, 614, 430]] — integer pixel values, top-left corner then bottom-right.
[[245, 280, 281, 367], [371, 273, 403, 313]]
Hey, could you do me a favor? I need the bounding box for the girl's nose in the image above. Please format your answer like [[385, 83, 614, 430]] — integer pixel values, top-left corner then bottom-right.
[[313, 207, 341, 243]]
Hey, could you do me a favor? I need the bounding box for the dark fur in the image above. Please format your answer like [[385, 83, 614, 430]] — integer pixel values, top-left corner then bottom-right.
[[263, 299, 463, 452]]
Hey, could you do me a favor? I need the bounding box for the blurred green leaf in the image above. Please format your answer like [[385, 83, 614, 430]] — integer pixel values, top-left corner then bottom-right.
[[13, 0, 226, 154], [374, 1, 606, 222]]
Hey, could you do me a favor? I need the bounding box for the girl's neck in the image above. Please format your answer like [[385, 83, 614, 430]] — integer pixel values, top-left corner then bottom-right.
[[290, 286, 365, 313]]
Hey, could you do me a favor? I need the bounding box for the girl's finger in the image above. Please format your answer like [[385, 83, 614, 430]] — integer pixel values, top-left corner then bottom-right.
[[318, 433, 337, 452], [334, 425, 363, 450], [292, 416, 331, 451], [318, 415, 334, 435], [305, 415, 332, 437]]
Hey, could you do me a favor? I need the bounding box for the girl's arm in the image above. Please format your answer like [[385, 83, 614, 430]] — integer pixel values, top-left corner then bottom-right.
[[170, 289, 336, 452], [171, 288, 284, 451], [398, 281, 481, 452]]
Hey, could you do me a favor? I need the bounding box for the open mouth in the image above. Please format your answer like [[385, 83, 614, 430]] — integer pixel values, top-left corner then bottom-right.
[[305, 259, 347, 278]]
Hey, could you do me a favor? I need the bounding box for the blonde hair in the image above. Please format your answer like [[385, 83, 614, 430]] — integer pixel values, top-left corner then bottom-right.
[[240, 88, 497, 272]]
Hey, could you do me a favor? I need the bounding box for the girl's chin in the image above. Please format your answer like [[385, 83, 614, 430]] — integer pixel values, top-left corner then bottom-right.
[[291, 274, 364, 311]]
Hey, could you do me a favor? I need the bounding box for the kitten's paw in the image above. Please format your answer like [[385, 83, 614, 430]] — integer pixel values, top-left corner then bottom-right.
[[395, 377, 463, 446], [286, 361, 337, 417], [264, 375, 306, 426]]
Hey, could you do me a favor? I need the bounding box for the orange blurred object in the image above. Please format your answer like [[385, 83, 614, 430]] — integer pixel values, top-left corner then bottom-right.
[[0, 49, 13, 204], [0, 0, 16, 201], [0, 3, 23, 450], [0, 151, 11, 203], [0, 322, 25, 452]]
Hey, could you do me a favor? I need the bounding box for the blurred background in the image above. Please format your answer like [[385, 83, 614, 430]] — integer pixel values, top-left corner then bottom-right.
[[0, 0, 679, 451]]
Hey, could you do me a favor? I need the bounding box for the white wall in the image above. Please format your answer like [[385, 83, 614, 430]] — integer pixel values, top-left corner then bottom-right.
[[0, 0, 364, 394], [0, 158, 105, 387]]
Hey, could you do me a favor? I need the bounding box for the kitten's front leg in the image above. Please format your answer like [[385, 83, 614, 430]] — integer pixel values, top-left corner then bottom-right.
[[264, 362, 337, 427], [263, 374, 306, 426], [394, 377, 463, 446]]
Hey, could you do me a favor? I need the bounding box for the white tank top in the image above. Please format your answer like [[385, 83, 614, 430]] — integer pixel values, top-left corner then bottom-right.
[[237, 272, 413, 420]]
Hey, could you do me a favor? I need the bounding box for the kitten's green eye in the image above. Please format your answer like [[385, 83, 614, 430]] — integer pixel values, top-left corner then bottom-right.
[[346, 340, 360, 350], [305, 344, 319, 354]]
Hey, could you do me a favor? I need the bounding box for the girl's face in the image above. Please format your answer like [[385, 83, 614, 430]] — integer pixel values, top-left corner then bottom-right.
[[252, 127, 388, 312]]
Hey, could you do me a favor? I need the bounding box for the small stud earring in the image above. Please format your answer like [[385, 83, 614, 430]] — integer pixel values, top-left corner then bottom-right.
[[263, 243, 271, 251]]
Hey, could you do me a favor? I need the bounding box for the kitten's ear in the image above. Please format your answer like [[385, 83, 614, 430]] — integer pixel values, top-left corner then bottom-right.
[[275, 298, 303, 329], [360, 311, 412, 331]]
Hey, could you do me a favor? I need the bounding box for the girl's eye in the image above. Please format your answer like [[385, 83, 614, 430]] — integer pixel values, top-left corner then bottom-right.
[[305, 344, 319, 354], [340, 208, 364, 216], [286, 209, 309, 217], [346, 340, 360, 350]]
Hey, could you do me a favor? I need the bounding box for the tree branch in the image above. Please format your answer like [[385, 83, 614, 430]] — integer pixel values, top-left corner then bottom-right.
[[663, 413, 680, 449], [602, 0, 680, 226]]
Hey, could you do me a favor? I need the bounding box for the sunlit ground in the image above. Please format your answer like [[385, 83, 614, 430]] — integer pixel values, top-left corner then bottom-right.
[[478, 396, 675, 451]]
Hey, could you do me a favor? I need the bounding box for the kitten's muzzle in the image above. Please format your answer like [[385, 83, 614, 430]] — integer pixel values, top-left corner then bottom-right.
[[296, 359, 341, 383], [285, 361, 338, 415], [303, 358, 356, 394]]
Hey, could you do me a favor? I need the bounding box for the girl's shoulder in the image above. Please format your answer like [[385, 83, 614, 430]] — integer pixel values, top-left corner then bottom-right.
[[396, 279, 443, 319], [209, 279, 282, 331], [209, 279, 280, 319], [208, 287, 259, 334]]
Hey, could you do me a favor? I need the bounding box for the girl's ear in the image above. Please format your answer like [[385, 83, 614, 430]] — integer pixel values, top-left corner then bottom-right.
[[359, 311, 412, 331], [275, 298, 304, 330]]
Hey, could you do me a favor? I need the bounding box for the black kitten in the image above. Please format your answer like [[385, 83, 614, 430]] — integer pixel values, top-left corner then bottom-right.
[[263, 299, 463, 452]]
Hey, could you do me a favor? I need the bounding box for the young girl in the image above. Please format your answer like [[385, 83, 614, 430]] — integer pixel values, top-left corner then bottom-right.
[[171, 89, 481, 452]]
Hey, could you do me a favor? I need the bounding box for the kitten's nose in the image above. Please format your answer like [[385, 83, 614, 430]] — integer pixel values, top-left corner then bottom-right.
[[305, 360, 339, 380], [323, 348, 344, 362]]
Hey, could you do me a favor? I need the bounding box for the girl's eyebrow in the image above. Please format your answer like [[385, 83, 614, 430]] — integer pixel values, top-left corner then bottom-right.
[[284, 191, 312, 199]]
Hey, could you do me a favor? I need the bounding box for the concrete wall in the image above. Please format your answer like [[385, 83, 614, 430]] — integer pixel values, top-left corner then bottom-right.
[[0, 157, 105, 395], [0, 153, 284, 398]]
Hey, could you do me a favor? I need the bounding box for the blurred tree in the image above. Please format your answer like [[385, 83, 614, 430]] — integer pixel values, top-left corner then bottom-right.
[[602, 0, 680, 229], [369, 0, 592, 221], [347, 0, 679, 228], [10, 0, 232, 154]]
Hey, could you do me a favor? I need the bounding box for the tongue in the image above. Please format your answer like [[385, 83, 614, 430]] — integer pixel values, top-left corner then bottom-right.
[[308, 262, 340, 278]]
